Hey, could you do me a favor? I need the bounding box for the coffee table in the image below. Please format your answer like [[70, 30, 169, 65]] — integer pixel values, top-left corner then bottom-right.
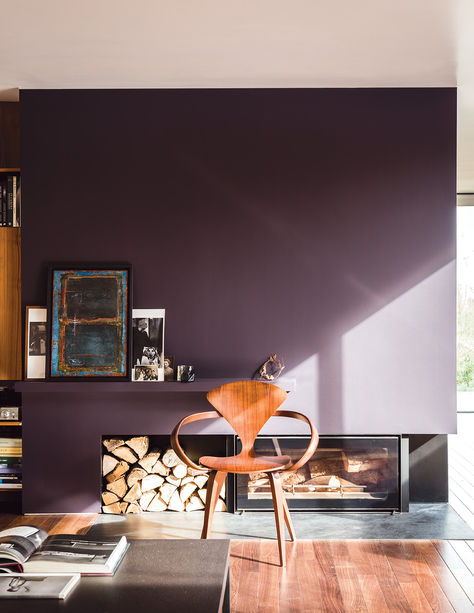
[[4, 539, 230, 612]]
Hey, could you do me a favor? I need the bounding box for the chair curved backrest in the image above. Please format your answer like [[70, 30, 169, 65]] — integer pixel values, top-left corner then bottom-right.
[[206, 380, 287, 455]]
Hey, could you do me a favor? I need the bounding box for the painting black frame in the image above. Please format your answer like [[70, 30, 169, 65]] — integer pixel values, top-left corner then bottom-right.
[[46, 263, 132, 381]]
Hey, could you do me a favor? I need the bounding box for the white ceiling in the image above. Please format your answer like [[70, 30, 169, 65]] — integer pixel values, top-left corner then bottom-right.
[[0, 0, 473, 191]]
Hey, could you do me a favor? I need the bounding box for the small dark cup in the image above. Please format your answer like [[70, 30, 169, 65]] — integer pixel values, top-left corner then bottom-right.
[[177, 365, 195, 382]]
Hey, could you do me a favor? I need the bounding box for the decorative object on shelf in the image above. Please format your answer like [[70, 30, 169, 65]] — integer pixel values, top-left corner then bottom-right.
[[177, 365, 195, 382], [0, 406, 20, 420], [46, 264, 132, 380], [132, 309, 165, 382], [258, 354, 285, 381], [24, 306, 47, 380], [164, 356, 174, 381]]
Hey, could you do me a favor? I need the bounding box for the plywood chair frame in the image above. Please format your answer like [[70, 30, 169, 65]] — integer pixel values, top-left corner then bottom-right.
[[170, 381, 319, 567]]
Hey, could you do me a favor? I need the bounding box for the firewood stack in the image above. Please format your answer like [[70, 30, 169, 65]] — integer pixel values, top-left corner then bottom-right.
[[101, 436, 227, 514]]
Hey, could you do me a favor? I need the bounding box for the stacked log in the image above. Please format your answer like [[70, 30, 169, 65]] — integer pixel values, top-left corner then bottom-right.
[[101, 436, 227, 514]]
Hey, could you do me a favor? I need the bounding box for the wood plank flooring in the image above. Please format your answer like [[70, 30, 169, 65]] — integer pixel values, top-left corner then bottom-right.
[[0, 514, 473, 612], [449, 413, 474, 530]]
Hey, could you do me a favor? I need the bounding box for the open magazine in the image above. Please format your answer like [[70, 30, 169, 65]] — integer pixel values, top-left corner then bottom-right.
[[0, 526, 128, 575], [0, 574, 80, 599]]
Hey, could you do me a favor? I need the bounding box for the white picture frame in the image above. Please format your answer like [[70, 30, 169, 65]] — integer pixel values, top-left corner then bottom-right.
[[25, 306, 47, 380], [132, 309, 165, 381]]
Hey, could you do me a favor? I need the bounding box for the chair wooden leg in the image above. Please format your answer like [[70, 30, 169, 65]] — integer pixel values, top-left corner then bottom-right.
[[281, 493, 296, 542], [269, 472, 286, 567], [201, 470, 227, 540]]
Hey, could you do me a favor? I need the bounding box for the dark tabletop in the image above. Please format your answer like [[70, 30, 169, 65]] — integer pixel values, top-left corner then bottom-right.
[[2, 539, 230, 613]]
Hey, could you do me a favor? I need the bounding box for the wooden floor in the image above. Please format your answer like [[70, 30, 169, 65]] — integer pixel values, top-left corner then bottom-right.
[[1, 514, 473, 612], [449, 412, 474, 530]]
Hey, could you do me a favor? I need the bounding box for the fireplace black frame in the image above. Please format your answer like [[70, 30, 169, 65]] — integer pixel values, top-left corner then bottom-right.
[[233, 435, 406, 513]]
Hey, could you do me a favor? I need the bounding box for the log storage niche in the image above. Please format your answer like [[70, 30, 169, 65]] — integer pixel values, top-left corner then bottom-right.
[[102, 435, 228, 514]]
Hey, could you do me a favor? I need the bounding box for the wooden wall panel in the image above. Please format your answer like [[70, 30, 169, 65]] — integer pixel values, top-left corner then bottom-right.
[[0, 228, 21, 380]]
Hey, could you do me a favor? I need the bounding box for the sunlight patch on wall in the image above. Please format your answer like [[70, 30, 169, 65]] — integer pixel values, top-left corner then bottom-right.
[[342, 262, 456, 434]]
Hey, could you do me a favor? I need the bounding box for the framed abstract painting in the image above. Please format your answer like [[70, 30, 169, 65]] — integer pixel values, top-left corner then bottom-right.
[[46, 264, 132, 380]]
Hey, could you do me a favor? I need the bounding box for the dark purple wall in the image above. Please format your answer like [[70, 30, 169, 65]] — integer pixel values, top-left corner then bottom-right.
[[19, 88, 456, 512], [20, 88, 456, 435]]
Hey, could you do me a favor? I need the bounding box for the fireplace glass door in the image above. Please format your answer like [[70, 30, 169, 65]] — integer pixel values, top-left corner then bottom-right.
[[235, 436, 400, 511]]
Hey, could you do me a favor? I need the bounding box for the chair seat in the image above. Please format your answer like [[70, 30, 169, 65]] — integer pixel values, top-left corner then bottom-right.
[[199, 454, 293, 473]]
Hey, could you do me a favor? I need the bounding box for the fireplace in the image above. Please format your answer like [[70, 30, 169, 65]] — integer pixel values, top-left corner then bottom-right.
[[235, 436, 403, 512], [101, 433, 404, 514]]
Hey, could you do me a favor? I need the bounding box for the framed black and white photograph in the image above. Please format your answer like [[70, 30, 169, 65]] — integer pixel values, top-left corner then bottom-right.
[[132, 309, 165, 381], [164, 356, 174, 381], [24, 306, 47, 380], [134, 365, 159, 381]]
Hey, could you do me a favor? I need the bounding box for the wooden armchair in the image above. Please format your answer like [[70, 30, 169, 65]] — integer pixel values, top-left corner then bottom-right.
[[171, 380, 319, 566]]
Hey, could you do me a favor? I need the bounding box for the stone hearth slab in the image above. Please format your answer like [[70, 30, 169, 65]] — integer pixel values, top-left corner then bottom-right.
[[87, 504, 474, 541]]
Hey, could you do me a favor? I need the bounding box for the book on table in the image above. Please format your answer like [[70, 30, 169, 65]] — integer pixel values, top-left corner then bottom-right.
[[0, 574, 80, 599], [0, 526, 128, 575]]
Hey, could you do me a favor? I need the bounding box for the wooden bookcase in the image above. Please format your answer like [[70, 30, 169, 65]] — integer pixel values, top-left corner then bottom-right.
[[0, 102, 21, 381], [0, 226, 21, 380], [0, 102, 22, 511]]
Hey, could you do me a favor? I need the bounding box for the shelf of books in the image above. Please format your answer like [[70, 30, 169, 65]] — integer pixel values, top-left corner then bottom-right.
[[0, 169, 21, 227], [0, 427, 22, 492]]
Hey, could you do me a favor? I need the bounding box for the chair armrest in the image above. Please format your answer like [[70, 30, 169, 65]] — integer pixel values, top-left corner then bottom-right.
[[171, 410, 222, 471], [274, 410, 319, 472]]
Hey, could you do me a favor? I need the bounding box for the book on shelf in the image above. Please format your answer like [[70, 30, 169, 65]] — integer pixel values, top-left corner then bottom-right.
[[0, 439, 22, 458], [0, 180, 6, 226], [0, 526, 128, 575], [0, 574, 80, 599], [0, 174, 21, 227], [0, 439, 21, 446], [6, 176, 13, 227]]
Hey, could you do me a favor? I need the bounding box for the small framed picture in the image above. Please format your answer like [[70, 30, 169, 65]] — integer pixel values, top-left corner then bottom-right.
[[25, 306, 47, 380], [132, 309, 165, 381], [134, 365, 159, 381], [164, 356, 174, 381]]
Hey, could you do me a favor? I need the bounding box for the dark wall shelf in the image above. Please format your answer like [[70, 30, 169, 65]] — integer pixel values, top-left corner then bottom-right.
[[15, 378, 296, 393]]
